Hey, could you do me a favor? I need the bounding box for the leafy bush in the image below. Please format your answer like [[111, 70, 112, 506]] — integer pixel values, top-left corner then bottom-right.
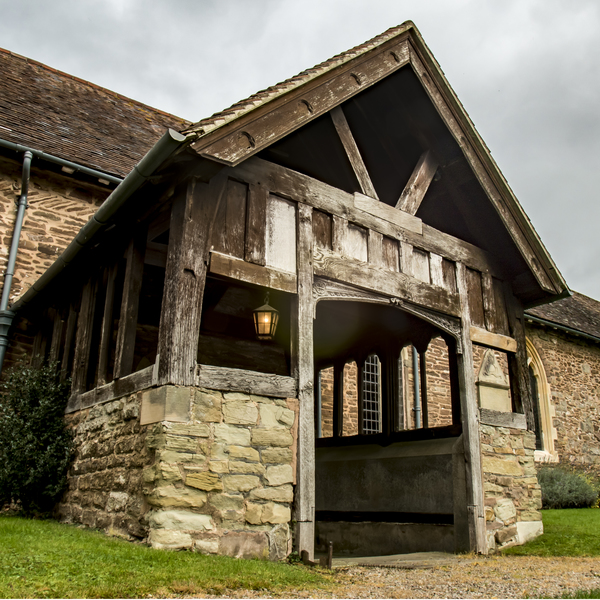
[[538, 466, 598, 509], [0, 363, 73, 515]]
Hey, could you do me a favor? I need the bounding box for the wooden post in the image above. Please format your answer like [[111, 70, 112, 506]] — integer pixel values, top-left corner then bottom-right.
[[157, 174, 228, 386], [455, 262, 487, 554], [332, 361, 343, 438], [419, 349, 429, 429], [294, 202, 315, 560], [71, 278, 98, 393], [114, 228, 147, 379], [97, 263, 118, 386], [48, 308, 64, 365], [60, 304, 78, 382]]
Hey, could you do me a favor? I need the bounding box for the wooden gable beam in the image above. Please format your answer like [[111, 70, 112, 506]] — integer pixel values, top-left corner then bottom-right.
[[395, 150, 438, 215], [330, 106, 379, 199]]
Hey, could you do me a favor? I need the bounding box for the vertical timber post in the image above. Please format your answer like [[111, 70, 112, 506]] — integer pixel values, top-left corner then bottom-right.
[[157, 174, 227, 386], [295, 202, 315, 560], [455, 262, 487, 554]]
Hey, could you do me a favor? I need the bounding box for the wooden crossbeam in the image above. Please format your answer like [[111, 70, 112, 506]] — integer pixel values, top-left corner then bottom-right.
[[395, 150, 438, 215], [330, 106, 379, 199]]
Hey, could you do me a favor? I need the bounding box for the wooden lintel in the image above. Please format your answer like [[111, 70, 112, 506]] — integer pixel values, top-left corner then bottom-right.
[[313, 247, 461, 318], [330, 106, 378, 199], [395, 150, 438, 214], [469, 326, 517, 353], [197, 364, 297, 398], [209, 251, 297, 293], [354, 192, 422, 235], [234, 157, 498, 276]]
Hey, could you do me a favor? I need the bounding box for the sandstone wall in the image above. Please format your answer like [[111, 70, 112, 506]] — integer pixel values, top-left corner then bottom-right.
[[480, 423, 543, 552], [527, 324, 600, 474], [0, 156, 108, 303], [59, 384, 298, 560], [57, 394, 151, 539]]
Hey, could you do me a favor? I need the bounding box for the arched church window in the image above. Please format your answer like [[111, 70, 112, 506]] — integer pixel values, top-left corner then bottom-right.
[[526, 338, 558, 462]]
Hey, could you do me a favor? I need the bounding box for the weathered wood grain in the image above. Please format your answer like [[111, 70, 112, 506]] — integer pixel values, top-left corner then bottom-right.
[[330, 106, 378, 199], [157, 174, 227, 386], [245, 182, 267, 265], [466, 268, 485, 329], [213, 178, 248, 259], [344, 223, 368, 262], [455, 262, 487, 554], [97, 263, 118, 386], [396, 150, 438, 215], [194, 40, 410, 166], [114, 229, 147, 379], [295, 202, 315, 559], [412, 248, 430, 284], [313, 247, 461, 317], [197, 364, 296, 398], [480, 408, 527, 430], [469, 326, 517, 353], [354, 192, 422, 235], [312, 209, 332, 250], [209, 251, 297, 293], [48, 308, 64, 365], [71, 278, 98, 393], [429, 253, 444, 288], [368, 229, 384, 267], [266, 194, 297, 273], [233, 157, 496, 274], [382, 235, 399, 271], [332, 215, 346, 254], [400, 241, 413, 277]]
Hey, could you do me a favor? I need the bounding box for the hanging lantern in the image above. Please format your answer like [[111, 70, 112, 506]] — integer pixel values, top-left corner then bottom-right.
[[253, 292, 279, 341]]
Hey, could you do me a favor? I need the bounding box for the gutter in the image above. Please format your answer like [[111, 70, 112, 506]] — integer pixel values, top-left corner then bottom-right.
[[11, 128, 194, 314], [0, 138, 123, 186], [524, 314, 600, 345]]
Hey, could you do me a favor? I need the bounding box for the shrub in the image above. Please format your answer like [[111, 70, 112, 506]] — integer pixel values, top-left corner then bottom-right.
[[538, 466, 598, 509], [0, 362, 73, 515]]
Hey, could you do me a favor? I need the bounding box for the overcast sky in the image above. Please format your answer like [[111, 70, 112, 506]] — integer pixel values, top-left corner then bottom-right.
[[1, 0, 599, 300]]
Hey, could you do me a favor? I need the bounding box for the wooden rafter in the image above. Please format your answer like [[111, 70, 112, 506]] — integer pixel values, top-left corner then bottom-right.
[[330, 106, 378, 199], [395, 150, 438, 214]]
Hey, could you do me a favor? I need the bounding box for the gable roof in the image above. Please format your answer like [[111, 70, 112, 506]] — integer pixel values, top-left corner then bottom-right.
[[526, 292, 600, 342], [0, 47, 191, 178]]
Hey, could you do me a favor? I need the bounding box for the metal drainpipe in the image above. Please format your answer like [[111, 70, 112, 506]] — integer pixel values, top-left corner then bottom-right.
[[0, 150, 33, 374], [412, 345, 421, 428]]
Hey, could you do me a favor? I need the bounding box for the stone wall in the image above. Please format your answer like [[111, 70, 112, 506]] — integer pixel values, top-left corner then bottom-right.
[[527, 324, 600, 474], [57, 393, 151, 539], [480, 423, 543, 552], [0, 155, 108, 303]]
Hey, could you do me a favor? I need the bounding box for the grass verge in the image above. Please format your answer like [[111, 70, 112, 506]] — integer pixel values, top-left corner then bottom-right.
[[503, 508, 600, 557], [0, 516, 330, 598]]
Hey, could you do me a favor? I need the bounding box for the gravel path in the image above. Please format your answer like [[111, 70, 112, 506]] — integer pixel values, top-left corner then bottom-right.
[[198, 555, 600, 599]]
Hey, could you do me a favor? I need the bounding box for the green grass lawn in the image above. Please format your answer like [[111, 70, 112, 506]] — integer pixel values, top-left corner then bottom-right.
[[0, 516, 330, 599], [503, 508, 600, 557]]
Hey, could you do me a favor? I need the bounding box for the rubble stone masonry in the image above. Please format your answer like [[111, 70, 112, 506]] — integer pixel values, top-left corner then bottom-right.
[[58, 385, 298, 561], [526, 324, 600, 474], [0, 156, 108, 303], [480, 423, 543, 552]]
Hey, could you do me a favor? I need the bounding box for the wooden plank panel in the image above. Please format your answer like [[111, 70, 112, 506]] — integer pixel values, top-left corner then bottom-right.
[[330, 106, 378, 199], [411, 248, 430, 284], [465, 268, 485, 329], [400, 241, 413, 276], [233, 158, 497, 274], [492, 277, 510, 336], [312, 210, 332, 250], [213, 179, 247, 259], [266, 195, 297, 273], [157, 175, 227, 386], [245, 183, 267, 265], [197, 364, 297, 398], [429, 253, 444, 288], [210, 251, 297, 293], [60, 304, 78, 381], [114, 229, 147, 379], [344, 223, 368, 262], [354, 192, 422, 235], [382, 236, 399, 272], [368, 229, 384, 267], [469, 326, 517, 353], [442, 258, 457, 293], [195, 41, 410, 166], [313, 247, 461, 317], [395, 150, 438, 215], [332, 215, 346, 254], [48, 308, 64, 365]]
